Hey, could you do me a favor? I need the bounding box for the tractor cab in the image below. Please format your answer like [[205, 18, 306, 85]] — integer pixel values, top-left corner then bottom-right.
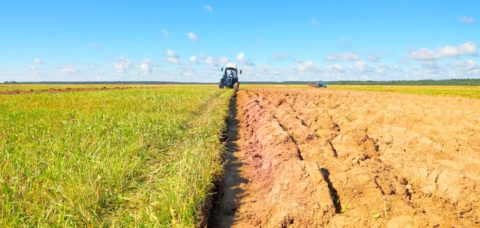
[[219, 63, 242, 91]]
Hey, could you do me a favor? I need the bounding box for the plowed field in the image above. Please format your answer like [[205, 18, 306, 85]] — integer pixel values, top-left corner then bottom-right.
[[213, 89, 480, 227]]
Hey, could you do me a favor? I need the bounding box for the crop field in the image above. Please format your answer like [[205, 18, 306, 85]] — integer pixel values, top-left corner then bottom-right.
[[1, 84, 480, 227], [329, 85, 480, 99], [0, 86, 232, 226]]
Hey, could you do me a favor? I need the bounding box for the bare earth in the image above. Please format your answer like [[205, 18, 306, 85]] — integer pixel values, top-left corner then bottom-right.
[[213, 89, 480, 227]]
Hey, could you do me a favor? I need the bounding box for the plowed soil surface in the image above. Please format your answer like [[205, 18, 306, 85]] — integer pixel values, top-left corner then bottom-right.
[[212, 89, 480, 227]]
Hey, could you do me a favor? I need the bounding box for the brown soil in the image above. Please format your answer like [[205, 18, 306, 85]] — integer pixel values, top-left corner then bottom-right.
[[212, 89, 480, 227], [0, 86, 137, 95]]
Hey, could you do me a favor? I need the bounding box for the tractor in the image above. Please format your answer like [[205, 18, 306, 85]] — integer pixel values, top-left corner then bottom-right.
[[308, 81, 327, 88], [219, 63, 241, 92]]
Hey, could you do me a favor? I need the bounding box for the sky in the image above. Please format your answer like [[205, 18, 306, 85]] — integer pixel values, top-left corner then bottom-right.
[[0, 0, 479, 82]]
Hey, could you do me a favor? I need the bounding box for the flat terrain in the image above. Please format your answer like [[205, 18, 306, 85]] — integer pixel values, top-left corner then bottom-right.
[[2, 84, 480, 227], [213, 88, 480, 227], [0, 86, 232, 226], [330, 85, 480, 99]]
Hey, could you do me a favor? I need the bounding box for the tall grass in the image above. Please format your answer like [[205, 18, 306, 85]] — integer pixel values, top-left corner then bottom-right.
[[0, 86, 233, 226]]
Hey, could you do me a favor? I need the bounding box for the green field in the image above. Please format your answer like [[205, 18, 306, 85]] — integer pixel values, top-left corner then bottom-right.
[[0, 84, 165, 92], [0, 86, 233, 226], [329, 85, 480, 99]]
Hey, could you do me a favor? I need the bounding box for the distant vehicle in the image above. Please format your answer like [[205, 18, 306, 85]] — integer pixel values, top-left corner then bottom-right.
[[308, 81, 327, 88], [219, 63, 242, 92]]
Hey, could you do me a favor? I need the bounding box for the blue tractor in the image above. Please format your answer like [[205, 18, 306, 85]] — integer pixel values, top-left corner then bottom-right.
[[219, 63, 242, 92], [308, 81, 328, 88]]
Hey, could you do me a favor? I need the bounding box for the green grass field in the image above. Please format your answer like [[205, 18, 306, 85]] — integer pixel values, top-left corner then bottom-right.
[[0, 84, 165, 92], [0, 86, 233, 226]]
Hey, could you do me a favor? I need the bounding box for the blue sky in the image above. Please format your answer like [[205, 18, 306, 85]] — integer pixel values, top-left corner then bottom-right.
[[0, 1, 479, 82]]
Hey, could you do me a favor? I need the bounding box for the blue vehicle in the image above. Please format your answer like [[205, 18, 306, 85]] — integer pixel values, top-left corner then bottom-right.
[[219, 63, 242, 92], [308, 81, 327, 88]]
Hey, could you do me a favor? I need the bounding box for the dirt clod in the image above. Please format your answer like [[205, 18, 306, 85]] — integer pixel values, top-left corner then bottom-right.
[[213, 89, 480, 227]]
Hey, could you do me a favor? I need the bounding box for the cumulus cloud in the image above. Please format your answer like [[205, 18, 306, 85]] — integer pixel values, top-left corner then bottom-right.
[[205, 56, 214, 66], [311, 18, 319, 27], [452, 59, 479, 76], [408, 42, 477, 60], [204, 5, 213, 12], [459, 16, 475, 24], [166, 50, 182, 65], [61, 66, 79, 74], [218, 56, 229, 65], [326, 64, 344, 73], [187, 32, 198, 42], [325, 52, 361, 62], [140, 59, 152, 75], [235, 52, 254, 66], [33, 58, 43, 65], [189, 55, 199, 64], [291, 60, 320, 73], [204, 56, 230, 66], [236, 52, 245, 62], [354, 60, 367, 72], [114, 58, 133, 73]]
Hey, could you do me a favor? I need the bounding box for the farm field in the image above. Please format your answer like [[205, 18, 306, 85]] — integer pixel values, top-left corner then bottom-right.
[[212, 88, 480, 227], [329, 85, 480, 99], [2, 84, 480, 227], [0, 84, 172, 95], [0, 86, 232, 226]]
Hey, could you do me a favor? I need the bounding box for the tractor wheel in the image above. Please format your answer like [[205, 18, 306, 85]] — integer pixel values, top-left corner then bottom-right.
[[219, 84, 224, 89], [233, 82, 239, 92]]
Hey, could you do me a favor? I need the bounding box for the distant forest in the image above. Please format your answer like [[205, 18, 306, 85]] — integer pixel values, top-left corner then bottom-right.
[[4, 78, 480, 86]]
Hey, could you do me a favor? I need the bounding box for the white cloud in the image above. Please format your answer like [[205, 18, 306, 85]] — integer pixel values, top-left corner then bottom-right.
[[161, 29, 170, 37], [166, 50, 182, 65], [187, 32, 198, 42], [189, 55, 199, 64], [459, 16, 475, 24], [354, 60, 367, 72], [205, 56, 214, 66], [236, 52, 245, 62], [204, 5, 213, 13], [33, 58, 43, 65], [61, 66, 79, 74], [408, 42, 477, 60], [311, 18, 319, 27], [113, 58, 133, 73], [218, 56, 229, 65], [326, 64, 343, 72], [291, 60, 320, 73], [452, 59, 478, 74], [325, 52, 361, 61], [140, 59, 152, 75]]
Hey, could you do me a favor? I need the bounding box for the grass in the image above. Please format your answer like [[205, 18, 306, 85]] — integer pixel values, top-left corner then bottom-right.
[[330, 85, 480, 99], [0, 84, 169, 92], [0, 86, 233, 226]]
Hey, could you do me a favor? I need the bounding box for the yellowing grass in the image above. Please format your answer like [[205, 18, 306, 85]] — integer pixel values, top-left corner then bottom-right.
[[330, 85, 480, 99], [0, 86, 233, 226]]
